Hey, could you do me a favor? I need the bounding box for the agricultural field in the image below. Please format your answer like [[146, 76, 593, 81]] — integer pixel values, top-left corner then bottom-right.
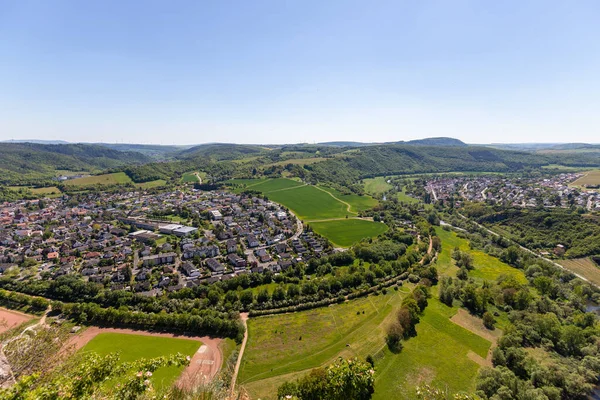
[[81, 333, 200, 389], [317, 186, 379, 212], [558, 257, 600, 286], [570, 170, 600, 187], [267, 185, 348, 220], [396, 187, 419, 204], [363, 177, 393, 194], [181, 171, 206, 183], [64, 172, 133, 187], [310, 219, 388, 247], [225, 178, 384, 246], [435, 227, 527, 284], [8, 186, 62, 197]]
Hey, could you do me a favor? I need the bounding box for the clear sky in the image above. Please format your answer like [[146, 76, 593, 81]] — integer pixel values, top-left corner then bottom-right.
[[1, 0, 600, 145]]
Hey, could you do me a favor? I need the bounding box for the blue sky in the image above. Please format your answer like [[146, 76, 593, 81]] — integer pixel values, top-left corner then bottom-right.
[[1, 0, 600, 145]]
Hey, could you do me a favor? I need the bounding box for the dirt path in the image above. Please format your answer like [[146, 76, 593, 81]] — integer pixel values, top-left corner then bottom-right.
[[230, 313, 249, 395], [68, 327, 223, 386], [313, 186, 356, 215]]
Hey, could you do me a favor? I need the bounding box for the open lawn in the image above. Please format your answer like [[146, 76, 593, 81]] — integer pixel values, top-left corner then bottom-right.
[[310, 219, 388, 247], [558, 258, 600, 286], [81, 333, 200, 389], [435, 227, 527, 284], [8, 186, 62, 197], [64, 172, 133, 187], [571, 170, 600, 187], [240, 290, 410, 399], [363, 177, 393, 194], [373, 299, 491, 399]]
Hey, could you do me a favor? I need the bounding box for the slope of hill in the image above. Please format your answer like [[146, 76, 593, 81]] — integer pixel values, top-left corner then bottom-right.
[[0, 143, 150, 185], [404, 137, 467, 147]]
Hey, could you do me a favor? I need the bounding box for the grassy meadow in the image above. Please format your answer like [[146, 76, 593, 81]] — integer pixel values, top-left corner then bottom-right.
[[81, 333, 200, 389], [570, 170, 600, 187], [558, 257, 600, 286], [310, 219, 388, 247], [435, 227, 527, 284], [64, 172, 133, 187], [363, 177, 393, 194]]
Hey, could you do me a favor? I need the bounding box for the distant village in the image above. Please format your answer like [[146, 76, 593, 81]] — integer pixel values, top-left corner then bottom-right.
[[0, 189, 332, 297], [423, 173, 600, 210]]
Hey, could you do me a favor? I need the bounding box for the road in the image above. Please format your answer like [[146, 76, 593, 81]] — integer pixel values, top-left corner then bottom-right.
[[456, 213, 600, 289]]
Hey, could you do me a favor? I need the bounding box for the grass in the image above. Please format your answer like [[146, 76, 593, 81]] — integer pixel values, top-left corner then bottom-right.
[[571, 170, 600, 187], [8, 186, 62, 197], [373, 299, 491, 399], [267, 185, 348, 220], [246, 178, 305, 193], [363, 177, 393, 195], [226, 178, 383, 245], [435, 227, 527, 284], [558, 258, 600, 286], [318, 186, 379, 212], [310, 219, 389, 247], [240, 290, 410, 399], [135, 179, 167, 189], [64, 172, 133, 187], [267, 157, 328, 167], [81, 333, 200, 389], [397, 187, 419, 204], [181, 172, 202, 183]]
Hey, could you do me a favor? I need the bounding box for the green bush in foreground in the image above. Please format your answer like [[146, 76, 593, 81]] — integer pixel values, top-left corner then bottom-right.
[[277, 357, 375, 400]]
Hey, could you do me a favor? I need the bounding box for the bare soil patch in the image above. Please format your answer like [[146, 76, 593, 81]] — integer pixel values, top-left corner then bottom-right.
[[0, 308, 34, 334], [450, 309, 501, 364], [67, 326, 222, 387]]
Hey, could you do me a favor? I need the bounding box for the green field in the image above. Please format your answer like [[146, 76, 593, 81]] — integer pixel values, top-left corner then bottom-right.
[[8, 186, 62, 197], [435, 227, 527, 284], [135, 179, 167, 189], [310, 219, 388, 247], [363, 177, 393, 194], [318, 186, 379, 212], [571, 170, 600, 187], [373, 299, 491, 399], [268, 185, 348, 220], [226, 178, 383, 245], [64, 172, 133, 187], [240, 290, 409, 399], [240, 290, 491, 399], [81, 333, 200, 389]]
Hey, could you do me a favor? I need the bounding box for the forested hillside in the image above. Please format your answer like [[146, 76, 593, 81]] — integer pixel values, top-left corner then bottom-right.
[[0, 143, 150, 185]]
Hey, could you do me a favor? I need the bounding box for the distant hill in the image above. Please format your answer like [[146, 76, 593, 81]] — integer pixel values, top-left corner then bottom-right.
[[317, 141, 377, 147], [0, 143, 150, 185], [1, 139, 70, 145], [177, 143, 267, 161], [403, 137, 467, 147], [95, 143, 192, 160]]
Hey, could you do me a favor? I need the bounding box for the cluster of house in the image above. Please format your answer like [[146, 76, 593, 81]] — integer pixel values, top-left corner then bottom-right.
[[0, 188, 333, 296], [424, 174, 600, 210]]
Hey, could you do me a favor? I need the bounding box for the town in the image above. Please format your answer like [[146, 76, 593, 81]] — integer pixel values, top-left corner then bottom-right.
[[422, 172, 600, 210], [0, 189, 332, 297]]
